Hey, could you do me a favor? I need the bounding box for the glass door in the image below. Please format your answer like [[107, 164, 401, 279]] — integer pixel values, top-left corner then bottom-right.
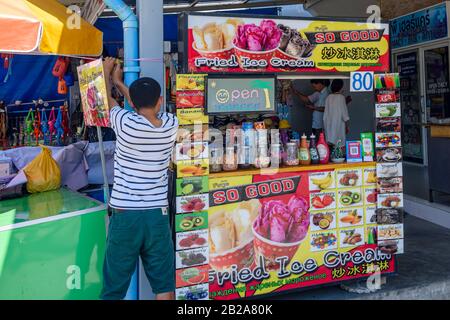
[[395, 51, 425, 164], [423, 46, 450, 121]]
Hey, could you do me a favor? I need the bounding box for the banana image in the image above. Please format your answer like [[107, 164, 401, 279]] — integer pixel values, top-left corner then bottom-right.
[[311, 172, 333, 190]]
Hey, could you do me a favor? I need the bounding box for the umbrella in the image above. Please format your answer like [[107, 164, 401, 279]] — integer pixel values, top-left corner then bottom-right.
[[0, 0, 103, 56]]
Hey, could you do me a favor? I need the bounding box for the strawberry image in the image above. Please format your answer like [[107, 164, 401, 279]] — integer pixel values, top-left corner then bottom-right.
[[194, 237, 207, 246], [312, 196, 325, 209], [193, 201, 206, 211], [322, 195, 334, 207]]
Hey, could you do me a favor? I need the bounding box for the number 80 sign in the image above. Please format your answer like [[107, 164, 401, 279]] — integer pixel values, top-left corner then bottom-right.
[[350, 71, 374, 92]]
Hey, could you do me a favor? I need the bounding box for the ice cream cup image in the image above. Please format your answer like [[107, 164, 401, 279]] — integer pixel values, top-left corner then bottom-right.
[[274, 47, 314, 60], [252, 196, 310, 270], [252, 222, 304, 271], [208, 200, 260, 272], [233, 45, 279, 71]]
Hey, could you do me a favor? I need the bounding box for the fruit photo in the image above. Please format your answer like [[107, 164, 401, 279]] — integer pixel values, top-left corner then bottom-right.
[[338, 188, 363, 207], [309, 171, 335, 191], [310, 192, 336, 210], [177, 194, 209, 213], [176, 230, 209, 250], [338, 208, 364, 228], [310, 211, 336, 232]]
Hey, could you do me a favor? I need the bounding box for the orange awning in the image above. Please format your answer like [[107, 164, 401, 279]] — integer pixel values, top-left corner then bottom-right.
[[0, 0, 103, 56]]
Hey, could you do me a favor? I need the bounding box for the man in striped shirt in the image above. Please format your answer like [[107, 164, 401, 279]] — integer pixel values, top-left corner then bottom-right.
[[101, 57, 178, 300]]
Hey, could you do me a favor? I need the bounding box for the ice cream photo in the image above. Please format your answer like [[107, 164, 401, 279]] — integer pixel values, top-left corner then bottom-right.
[[209, 199, 260, 271], [253, 195, 310, 270], [192, 19, 244, 59], [232, 19, 282, 70], [277, 24, 315, 59]]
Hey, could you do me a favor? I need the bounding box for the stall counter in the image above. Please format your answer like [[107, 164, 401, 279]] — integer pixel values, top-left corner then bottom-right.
[[0, 188, 107, 300], [208, 162, 377, 179]]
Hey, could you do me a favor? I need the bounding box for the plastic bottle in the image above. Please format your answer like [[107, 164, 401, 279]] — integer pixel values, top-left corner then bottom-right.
[[309, 133, 320, 165], [317, 132, 330, 164], [299, 133, 311, 165]]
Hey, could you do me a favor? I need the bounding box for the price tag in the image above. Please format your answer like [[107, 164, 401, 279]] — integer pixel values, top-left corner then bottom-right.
[[350, 71, 374, 92]]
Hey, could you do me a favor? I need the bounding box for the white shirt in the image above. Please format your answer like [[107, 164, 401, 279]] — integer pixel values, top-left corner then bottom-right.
[[109, 106, 179, 210], [308, 87, 330, 129], [323, 93, 350, 146]]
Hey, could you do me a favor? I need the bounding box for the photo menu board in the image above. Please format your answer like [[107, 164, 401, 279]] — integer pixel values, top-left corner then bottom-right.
[[374, 73, 405, 256]]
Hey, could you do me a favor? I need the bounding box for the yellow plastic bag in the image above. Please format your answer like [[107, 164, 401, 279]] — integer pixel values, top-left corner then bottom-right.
[[24, 146, 61, 194]]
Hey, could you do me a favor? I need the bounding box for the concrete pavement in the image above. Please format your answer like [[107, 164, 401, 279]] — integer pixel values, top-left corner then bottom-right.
[[271, 214, 450, 300]]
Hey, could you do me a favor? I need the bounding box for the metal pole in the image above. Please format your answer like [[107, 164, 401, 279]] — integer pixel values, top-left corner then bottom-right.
[[96, 126, 110, 204]]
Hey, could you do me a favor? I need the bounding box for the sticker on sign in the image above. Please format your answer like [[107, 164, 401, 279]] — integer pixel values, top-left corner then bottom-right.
[[350, 71, 374, 92]]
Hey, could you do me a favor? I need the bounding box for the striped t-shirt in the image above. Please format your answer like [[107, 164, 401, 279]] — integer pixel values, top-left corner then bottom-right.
[[109, 106, 179, 210]]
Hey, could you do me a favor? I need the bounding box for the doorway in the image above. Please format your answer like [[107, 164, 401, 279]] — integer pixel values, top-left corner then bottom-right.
[[394, 44, 450, 166]]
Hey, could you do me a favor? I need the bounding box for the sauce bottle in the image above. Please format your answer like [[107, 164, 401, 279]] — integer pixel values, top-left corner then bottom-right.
[[317, 132, 330, 164], [299, 133, 311, 165], [309, 134, 320, 164]]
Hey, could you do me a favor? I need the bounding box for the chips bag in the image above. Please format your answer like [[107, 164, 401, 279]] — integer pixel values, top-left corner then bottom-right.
[[24, 146, 61, 194]]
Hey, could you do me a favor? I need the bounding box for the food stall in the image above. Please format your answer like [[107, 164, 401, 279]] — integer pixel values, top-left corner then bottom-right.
[[173, 13, 404, 300]]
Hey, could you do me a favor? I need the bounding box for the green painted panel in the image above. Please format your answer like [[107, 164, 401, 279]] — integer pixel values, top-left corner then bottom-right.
[[0, 188, 103, 226], [0, 209, 106, 300]]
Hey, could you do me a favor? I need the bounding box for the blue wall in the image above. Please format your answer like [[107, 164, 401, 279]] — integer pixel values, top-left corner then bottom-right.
[[0, 55, 66, 107]]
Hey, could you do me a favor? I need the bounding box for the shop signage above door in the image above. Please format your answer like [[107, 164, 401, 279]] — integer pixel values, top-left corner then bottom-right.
[[206, 76, 276, 114], [391, 2, 449, 49], [183, 14, 390, 74]]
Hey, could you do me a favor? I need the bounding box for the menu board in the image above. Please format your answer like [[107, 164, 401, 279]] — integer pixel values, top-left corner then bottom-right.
[[184, 14, 390, 73], [374, 73, 405, 257], [77, 59, 110, 127], [206, 77, 276, 114], [206, 166, 394, 300]]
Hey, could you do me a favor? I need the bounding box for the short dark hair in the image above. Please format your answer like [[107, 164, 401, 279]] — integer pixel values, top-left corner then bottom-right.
[[310, 79, 330, 87], [331, 79, 344, 93], [129, 77, 161, 109]]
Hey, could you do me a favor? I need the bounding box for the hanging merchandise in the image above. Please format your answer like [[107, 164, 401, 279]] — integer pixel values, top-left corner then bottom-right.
[[58, 77, 68, 95], [33, 108, 42, 146], [52, 57, 70, 78], [48, 107, 57, 146], [62, 105, 70, 142], [0, 102, 7, 150], [1, 54, 13, 69], [41, 109, 49, 145], [25, 109, 35, 146], [55, 107, 64, 146], [1, 53, 13, 83]]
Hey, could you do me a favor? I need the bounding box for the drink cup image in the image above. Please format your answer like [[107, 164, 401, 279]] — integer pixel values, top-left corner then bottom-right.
[[252, 196, 310, 270]]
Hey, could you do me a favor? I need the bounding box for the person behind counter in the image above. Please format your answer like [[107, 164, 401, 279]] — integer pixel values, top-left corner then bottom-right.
[[101, 57, 179, 301], [324, 79, 350, 147], [291, 79, 330, 136]]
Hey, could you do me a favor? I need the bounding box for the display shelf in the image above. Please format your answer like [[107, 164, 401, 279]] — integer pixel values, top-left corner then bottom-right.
[[209, 161, 376, 178]]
